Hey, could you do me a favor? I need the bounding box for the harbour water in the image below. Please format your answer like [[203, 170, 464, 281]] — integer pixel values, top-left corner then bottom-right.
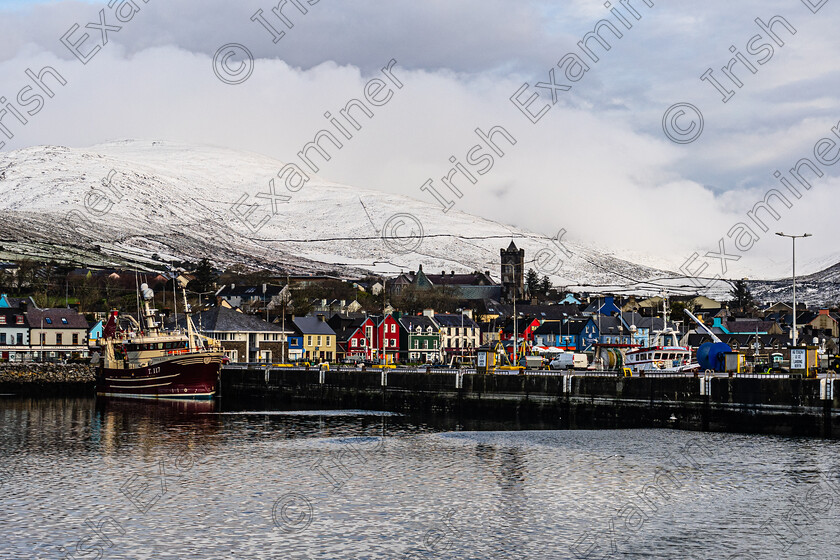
[[1, 397, 839, 559]]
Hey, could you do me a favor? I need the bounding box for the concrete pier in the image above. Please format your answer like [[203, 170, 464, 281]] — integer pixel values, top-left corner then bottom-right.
[[222, 366, 840, 438]]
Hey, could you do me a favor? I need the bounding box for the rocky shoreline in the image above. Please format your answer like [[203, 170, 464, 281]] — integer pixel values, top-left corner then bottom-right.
[[0, 363, 96, 395]]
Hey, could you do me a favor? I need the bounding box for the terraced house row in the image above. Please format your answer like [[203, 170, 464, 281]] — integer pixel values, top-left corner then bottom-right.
[[0, 295, 90, 362]]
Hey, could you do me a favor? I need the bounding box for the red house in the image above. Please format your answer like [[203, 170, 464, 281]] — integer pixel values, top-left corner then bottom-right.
[[345, 316, 377, 360], [339, 314, 401, 363], [376, 314, 401, 364]]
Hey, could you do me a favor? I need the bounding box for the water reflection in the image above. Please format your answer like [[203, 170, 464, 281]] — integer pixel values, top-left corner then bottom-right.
[[1, 397, 839, 559]]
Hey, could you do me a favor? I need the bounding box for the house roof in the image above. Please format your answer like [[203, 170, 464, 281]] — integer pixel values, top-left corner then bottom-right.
[[26, 308, 89, 329], [216, 284, 287, 298], [399, 315, 438, 332], [432, 314, 480, 329], [176, 306, 285, 333], [0, 295, 38, 310], [328, 314, 368, 341], [292, 316, 337, 336], [532, 317, 589, 335], [0, 308, 29, 327]]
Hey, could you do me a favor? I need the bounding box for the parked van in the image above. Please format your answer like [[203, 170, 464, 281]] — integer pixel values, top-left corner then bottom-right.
[[518, 355, 545, 370], [549, 353, 588, 370]]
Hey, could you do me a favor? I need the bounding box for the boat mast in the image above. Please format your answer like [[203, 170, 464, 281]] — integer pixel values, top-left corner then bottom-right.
[[182, 288, 196, 351]]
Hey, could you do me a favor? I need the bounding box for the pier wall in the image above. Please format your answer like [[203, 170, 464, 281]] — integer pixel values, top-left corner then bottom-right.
[[222, 367, 840, 437], [0, 363, 96, 395]]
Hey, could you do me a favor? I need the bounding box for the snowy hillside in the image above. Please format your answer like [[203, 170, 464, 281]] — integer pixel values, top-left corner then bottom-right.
[[0, 140, 837, 305], [0, 141, 667, 281]]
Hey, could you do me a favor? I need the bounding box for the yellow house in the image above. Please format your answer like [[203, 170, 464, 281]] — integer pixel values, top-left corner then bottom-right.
[[292, 315, 336, 361]]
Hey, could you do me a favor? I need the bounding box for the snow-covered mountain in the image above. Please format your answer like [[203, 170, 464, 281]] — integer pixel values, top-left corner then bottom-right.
[[0, 140, 837, 305]]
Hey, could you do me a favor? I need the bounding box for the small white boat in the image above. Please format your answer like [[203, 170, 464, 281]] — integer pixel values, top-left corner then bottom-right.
[[625, 328, 691, 373]]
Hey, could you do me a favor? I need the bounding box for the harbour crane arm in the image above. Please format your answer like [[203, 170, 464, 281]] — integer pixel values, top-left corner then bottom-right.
[[684, 310, 723, 344]]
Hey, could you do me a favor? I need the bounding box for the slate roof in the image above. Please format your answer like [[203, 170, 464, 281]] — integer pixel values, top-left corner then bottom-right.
[[25, 308, 88, 329], [533, 317, 589, 335], [483, 302, 583, 319], [399, 315, 438, 333], [216, 284, 287, 298], [723, 319, 776, 333], [0, 295, 38, 310], [685, 333, 784, 348], [292, 316, 337, 336], [175, 306, 284, 332], [328, 314, 367, 341], [432, 314, 480, 329], [0, 308, 29, 327]]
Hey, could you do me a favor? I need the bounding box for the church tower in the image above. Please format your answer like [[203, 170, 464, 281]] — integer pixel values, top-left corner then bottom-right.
[[500, 240, 524, 302]]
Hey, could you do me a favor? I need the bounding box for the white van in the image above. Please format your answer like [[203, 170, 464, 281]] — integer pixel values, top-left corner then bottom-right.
[[549, 353, 588, 370]]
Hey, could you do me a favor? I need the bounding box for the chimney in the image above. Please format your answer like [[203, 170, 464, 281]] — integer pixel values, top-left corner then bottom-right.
[[450, 271, 454, 275], [441, 270, 445, 275], [230, 283, 235, 290], [317, 314, 326, 322]]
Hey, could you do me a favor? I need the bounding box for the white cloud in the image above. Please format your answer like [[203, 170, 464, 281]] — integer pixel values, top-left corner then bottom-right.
[[1, 0, 839, 279]]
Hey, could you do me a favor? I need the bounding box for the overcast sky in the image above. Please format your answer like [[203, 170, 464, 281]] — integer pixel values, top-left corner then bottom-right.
[[1, 0, 839, 279]]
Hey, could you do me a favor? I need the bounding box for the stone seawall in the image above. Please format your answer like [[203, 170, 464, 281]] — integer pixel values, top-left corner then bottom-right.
[[0, 363, 96, 395], [222, 367, 840, 438]]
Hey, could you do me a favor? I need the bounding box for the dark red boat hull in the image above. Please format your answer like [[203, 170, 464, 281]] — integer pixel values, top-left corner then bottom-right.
[[96, 354, 222, 399]]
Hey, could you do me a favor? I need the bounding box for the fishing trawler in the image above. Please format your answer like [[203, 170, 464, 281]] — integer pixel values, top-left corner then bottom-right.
[[94, 283, 224, 399]]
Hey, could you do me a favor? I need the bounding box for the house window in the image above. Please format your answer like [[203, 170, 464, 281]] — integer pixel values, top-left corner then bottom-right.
[[424, 340, 429, 349], [40, 333, 46, 345], [308, 336, 312, 346], [56, 333, 63, 345], [16, 316, 23, 325], [391, 324, 396, 333], [317, 336, 322, 346], [72, 333, 79, 345], [45, 318, 52, 325], [434, 340, 438, 348], [352, 339, 358, 347], [61, 318, 68, 324], [413, 340, 418, 349], [16, 333, 23, 345], [0, 316, 5, 324]]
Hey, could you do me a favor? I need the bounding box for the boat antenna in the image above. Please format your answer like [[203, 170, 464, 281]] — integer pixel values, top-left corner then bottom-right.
[[172, 265, 178, 329], [135, 270, 142, 334]]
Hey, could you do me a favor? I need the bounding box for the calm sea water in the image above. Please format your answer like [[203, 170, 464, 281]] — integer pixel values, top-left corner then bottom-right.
[[1, 397, 839, 559]]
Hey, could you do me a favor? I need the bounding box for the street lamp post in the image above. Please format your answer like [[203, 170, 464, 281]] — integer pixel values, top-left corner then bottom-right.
[[775, 232, 812, 347]]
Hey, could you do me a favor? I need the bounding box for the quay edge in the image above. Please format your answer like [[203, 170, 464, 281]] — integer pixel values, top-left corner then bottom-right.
[[222, 366, 840, 438]]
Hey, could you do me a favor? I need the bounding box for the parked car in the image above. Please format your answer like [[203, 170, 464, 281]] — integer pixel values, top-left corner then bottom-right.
[[549, 353, 588, 370]]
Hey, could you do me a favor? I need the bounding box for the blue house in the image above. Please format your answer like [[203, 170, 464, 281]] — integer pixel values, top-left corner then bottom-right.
[[287, 334, 304, 360], [533, 317, 588, 350], [88, 320, 104, 346], [583, 296, 622, 317], [582, 315, 633, 348], [559, 293, 582, 305]]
